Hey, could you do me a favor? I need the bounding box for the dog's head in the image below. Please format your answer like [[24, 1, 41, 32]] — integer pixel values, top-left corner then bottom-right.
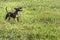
[[14, 7, 22, 11]]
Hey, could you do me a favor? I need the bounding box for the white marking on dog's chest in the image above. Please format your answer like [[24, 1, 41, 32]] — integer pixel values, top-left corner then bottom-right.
[[16, 15, 18, 17]]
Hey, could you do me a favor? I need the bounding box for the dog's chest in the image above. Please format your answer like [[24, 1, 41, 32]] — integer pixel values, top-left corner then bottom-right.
[[16, 15, 18, 17]]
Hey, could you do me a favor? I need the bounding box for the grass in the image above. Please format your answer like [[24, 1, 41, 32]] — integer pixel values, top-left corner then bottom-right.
[[0, 0, 60, 40]]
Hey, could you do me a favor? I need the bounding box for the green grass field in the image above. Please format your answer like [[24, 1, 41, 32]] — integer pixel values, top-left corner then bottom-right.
[[0, 0, 60, 40]]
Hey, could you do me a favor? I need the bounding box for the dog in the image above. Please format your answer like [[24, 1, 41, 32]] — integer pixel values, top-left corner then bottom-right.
[[5, 7, 22, 21]]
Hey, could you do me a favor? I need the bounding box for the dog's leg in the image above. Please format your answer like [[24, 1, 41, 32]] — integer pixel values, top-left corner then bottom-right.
[[5, 14, 8, 20], [8, 17, 10, 21], [17, 17, 19, 22]]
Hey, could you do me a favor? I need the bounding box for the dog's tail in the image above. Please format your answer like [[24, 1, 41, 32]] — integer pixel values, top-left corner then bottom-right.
[[5, 7, 8, 13]]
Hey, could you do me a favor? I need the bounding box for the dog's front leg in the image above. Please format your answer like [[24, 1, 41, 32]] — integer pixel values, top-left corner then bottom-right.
[[17, 17, 19, 22]]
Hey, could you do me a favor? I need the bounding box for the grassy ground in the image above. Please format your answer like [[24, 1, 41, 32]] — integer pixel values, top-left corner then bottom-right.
[[0, 0, 60, 40]]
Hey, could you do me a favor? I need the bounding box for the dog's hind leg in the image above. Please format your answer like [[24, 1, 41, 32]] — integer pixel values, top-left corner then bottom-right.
[[5, 14, 8, 20], [8, 17, 10, 21]]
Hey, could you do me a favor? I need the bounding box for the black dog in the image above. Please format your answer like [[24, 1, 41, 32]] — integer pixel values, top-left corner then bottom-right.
[[5, 7, 22, 21]]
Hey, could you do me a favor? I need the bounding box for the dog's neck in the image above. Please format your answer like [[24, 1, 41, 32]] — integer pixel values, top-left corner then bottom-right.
[[14, 10, 19, 14]]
